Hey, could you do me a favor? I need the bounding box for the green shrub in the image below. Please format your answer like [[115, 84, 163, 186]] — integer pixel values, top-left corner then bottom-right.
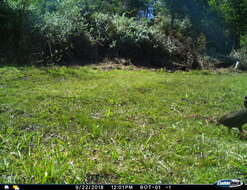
[[154, 15, 192, 36], [196, 33, 207, 54], [88, 13, 171, 66], [36, 8, 200, 68], [89, 13, 116, 49], [230, 47, 247, 68], [37, 1, 92, 64]]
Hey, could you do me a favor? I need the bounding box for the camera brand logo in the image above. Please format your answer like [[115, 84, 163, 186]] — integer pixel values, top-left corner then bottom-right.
[[216, 179, 244, 188]]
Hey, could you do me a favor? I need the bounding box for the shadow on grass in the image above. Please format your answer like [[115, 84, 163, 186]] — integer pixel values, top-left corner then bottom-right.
[[0, 52, 194, 71]]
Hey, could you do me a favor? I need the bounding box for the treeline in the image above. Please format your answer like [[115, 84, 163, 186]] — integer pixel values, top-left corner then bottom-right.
[[0, 0, 246, 69]]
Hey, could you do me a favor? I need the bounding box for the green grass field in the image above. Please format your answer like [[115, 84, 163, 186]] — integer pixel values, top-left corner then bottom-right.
[[1, 65, 247, 184]]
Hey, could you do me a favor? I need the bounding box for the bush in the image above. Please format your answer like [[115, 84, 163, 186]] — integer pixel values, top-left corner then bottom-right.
[[87, 13, 168, 65], [230, 47, 247, 69], [35, 8, 201, 69], [88, 13, 116, 49], [37, 1, 93, 64], [196, 33, 207, 54]]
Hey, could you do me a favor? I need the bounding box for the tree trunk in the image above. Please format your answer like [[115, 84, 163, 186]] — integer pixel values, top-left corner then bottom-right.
[[230, 29, 241, 51], [171, 11, 175, 29], [17, 0, 27, 64], [234, 31, 241, 50]]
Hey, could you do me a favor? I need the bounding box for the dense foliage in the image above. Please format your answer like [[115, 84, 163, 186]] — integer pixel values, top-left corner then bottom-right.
[[0, 0, 246, 68]]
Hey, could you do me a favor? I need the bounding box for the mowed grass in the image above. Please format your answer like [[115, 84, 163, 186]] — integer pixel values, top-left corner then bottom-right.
[[1, 65, 247, 184]]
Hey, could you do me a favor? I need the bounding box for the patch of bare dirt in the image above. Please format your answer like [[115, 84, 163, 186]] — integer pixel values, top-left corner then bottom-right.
[[91, 58, 148, 71]]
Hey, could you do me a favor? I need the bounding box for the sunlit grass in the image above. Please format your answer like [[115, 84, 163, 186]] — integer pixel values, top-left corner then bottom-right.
[[1, 65, 247, 183]]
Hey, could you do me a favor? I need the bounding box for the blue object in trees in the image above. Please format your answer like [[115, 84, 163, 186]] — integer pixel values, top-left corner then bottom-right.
[[137, 0, 156, 20]]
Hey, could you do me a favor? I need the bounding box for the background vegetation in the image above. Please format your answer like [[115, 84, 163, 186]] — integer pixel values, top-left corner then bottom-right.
[[0, 0, 246, 68]]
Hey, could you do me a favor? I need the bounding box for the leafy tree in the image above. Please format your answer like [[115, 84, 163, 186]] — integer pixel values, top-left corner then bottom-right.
[[162, 0, 187, 28], [160, 0, 234, 54], [209, 0, 247, 50]]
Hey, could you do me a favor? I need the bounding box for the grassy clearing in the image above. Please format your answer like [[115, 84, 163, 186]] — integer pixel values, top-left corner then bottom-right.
[[1, 65, 247, 183]]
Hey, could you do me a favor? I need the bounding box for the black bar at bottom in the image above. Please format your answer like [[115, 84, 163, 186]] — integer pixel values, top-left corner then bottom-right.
[[1, 184, 246, 190]]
